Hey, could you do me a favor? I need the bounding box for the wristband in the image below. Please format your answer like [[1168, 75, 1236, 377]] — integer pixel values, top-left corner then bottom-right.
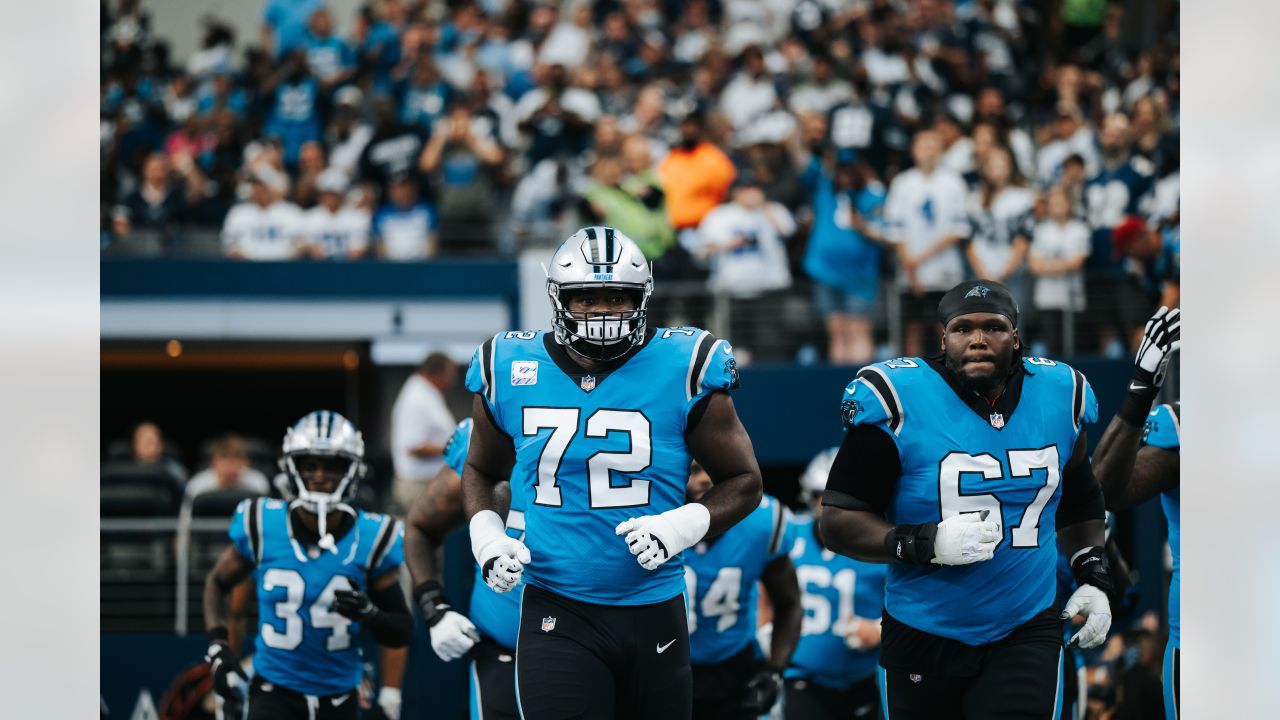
[[413, 580, 451, 627], [1070, 546, 1115, 597], [207, 625, 229, 642], [1117, 386, 1157, 426], [884, 523, 937, 564]]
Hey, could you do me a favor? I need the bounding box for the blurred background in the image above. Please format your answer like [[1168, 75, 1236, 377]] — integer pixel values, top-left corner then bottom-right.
[[99, 0, 1180, 717]]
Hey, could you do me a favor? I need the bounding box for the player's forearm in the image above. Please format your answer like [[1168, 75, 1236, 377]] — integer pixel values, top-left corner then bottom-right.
[[202, 575, 233, 633], [818, 507, 899, 563], [364, 583, 414, 647], [405, 472, 465, 585], [697, 472, 763, 539], [462, 465, 508, 520], [1092, 414, 1146, 511], [762, 562, 803, 671], [1057, 519, 1106, 560]]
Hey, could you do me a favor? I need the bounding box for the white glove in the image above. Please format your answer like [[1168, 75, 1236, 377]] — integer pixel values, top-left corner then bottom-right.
[[1132, 306, 1181, 392], [931, 511, 1001, 565], [377, 686, 402, 720], [1062, 584, 1112, 649], [429, 610, 480, 661], [616, 503, 711, 571], [470, 510, 531, 593]]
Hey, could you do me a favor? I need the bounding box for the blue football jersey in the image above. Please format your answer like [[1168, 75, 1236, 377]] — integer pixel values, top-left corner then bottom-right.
[[684, 495, 792, 665], [786, 515, 888, 689], [1143, 402, 1181, 645], [229, 498, 405, 695], [841, 356, 1098, 645], [466, 328, 739, 605]]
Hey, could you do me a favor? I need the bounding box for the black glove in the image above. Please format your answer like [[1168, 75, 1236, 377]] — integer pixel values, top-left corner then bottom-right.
[[333, 587, 379, 621], [204, 635, 247, 709], [742, 668, 783, 713]]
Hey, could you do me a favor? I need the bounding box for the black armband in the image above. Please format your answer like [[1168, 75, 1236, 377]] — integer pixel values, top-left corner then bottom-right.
[[1070, 546, 1115, 598], [883, 523, 938, 565], [412, 580, 452, 627], [207, 625, 229, 642], [1057, 459, 1105, 528]]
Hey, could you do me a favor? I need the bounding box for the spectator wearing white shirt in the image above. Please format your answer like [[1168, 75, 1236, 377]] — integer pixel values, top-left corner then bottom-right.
[[718, 45, 780, 131], [372, 175, 438, 260], [884, 130, 970, 357], [1029, 186, 1092, 353], [390, 352, 459, 512], [695, 174, 795, 359], [183, 434, 271, 501], [221, 166, 305, 260], [963, 147, 1035, 312], [302, 169, 370, 260]]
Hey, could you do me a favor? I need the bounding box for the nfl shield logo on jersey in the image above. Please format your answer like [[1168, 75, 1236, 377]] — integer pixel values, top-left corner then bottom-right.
[[541, 616, 557, 632], [580, 374, 596, 391], [910, 673, 923, 683], [989, 412, 1005, 429]]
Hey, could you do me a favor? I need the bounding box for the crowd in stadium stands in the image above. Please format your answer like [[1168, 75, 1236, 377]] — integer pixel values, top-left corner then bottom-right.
[[101, 0, 1179, 361]]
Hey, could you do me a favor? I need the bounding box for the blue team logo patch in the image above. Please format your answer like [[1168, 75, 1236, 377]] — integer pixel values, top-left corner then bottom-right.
[[511, 360, 538, 386], [724, 357, 740, 389], [964, 285, 991, 299], [1142, 420, 1155, 442], [841, 399, 864, 427]]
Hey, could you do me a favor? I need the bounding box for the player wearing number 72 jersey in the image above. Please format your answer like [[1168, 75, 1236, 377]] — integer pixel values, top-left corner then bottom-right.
[[461, 227, 764, 720], [819, 280, 1114, 719]]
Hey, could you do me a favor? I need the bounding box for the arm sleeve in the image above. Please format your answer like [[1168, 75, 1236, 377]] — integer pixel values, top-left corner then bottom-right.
[[822, 424, 902, 515], [1057, 446, 1105, 528], [363, 580, 413, 647]]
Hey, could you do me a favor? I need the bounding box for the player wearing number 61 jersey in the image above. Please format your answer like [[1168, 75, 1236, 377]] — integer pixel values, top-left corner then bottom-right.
[[202, 411, 412, 720], [461, 227, 764, 720], [819, 280, 1113, 719]]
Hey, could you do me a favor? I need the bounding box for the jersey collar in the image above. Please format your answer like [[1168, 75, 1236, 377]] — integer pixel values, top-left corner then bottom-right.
[[924, 356, 1030, 430], [542, 328, 656, 393]]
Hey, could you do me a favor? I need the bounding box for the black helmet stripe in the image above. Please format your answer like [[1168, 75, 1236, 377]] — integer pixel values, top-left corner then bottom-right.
[[605, 227, 615, 269]]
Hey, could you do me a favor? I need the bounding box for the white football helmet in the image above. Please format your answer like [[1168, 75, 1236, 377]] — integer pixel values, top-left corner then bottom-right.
[[547, 226, 654, 362], [799, 447, 839, 505], [279, 410, 367, 549]]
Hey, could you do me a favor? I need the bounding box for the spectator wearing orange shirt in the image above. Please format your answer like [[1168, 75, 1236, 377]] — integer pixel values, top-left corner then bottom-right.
[[658, 111, 737, 283]]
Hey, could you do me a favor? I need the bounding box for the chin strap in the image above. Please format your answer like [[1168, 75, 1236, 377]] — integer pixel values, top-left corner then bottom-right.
[[315, 498, 337, 553]]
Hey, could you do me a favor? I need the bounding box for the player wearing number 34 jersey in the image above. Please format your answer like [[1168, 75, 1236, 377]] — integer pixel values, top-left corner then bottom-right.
[[819, 280, 1114, 719], [461, 227, 764, 720]]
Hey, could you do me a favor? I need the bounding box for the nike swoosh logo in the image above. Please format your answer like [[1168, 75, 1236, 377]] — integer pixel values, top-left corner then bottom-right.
[[656, 639, 676, 653], [332, 694, 350, 706], [559, 260, 573, 267], [1129, 382, 1149, 392]]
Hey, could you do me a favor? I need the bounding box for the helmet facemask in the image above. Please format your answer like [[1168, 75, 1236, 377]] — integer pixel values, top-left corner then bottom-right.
[[549, 280, 653, 362], [279, 411, 367, 552]]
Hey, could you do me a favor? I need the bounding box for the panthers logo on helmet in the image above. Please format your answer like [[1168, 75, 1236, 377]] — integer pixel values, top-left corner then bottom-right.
[[964, 285, 991, 299], [841, 399, 864, 427]]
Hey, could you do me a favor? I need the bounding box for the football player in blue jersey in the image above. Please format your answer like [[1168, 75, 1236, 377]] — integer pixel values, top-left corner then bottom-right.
[[1093, 306, 1181, 719], [818, 279, 1115, 718], [404, 417, 525, 720], [202, 411, 413, 720], [683, 461, 802, 720], [784, 448, 887, 720], [460, 226, 764, 719]]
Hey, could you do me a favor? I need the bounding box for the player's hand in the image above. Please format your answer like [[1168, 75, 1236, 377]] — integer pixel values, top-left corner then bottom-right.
[[931, 511, 1001, 565], [1132, 306, 1180, 395], [742, 669, 783, 713], [333, 586, 378, 621], [429, 611, 481, 661], [838, 616, 882, 651], [377, 686, 402, 720], [1062, 584, 1112, 649], [205, 640, 248, 708], [470, 510, 531, 593], [616, 503, 711, 571]]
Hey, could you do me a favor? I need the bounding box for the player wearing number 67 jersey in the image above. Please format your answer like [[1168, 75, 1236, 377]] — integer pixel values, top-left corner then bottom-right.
[[461, 227, 764, 720], [819, 280, 1114, 719], [683, 462, 802, 720], [202, 411, 412, 720]]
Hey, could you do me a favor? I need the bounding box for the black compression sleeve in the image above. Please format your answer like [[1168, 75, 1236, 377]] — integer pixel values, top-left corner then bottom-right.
[[1057, 458, 1106, 528], [821, 424, 901, 515], [362, 582, 413, 647]]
